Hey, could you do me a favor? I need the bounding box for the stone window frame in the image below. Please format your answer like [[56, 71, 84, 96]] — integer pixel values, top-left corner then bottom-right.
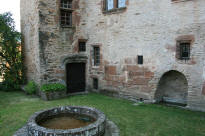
[[179, 42, 191, 60], [78, 39, 87, 52], [90, 44, 102, 69], [102, 0, 127, 14], [93, 46, 100, 66], [137, 55, 143, 65], [175, 35, 195, 62], [60, 0, 73, 28]]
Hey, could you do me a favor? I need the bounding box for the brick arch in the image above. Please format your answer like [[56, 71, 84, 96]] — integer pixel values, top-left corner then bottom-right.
[[154, 70, 188, 105]]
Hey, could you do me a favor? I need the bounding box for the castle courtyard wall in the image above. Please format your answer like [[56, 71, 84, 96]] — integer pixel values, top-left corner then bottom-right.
[[21, 0, 205, 111]]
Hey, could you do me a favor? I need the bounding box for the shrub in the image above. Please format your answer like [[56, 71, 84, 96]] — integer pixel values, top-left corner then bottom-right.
[[0, 79, 21, 91], [24, 81, 37, 95], [40, 83, 66, 92]]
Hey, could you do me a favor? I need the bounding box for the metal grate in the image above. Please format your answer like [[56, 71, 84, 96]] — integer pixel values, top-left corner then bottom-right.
[[180, 42, 190, 60]]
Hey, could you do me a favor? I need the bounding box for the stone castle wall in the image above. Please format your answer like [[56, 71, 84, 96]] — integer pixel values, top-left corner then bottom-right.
[[20, 0, 41, 83], [21, 0, 205, 111]]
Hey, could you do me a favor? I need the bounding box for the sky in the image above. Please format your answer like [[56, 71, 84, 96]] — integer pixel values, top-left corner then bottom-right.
[[0, 0, 20, 32]]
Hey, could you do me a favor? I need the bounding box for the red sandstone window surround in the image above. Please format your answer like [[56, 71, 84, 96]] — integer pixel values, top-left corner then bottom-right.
[[60, 0, 73, 27], [78, 40, 86, 52], [176, 41, 191, 60], [104, 0, 127, 13], [93, 46, 100, 66]]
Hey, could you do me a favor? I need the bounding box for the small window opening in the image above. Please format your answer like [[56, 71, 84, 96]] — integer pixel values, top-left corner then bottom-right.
[[180, 42, 190, 60], [93, 78, 98, 89], [79, 41, 86, 52], [138, 56, 143, 65], [94, 46, 100, 66]]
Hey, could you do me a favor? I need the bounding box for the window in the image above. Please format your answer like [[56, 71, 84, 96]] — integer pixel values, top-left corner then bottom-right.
[[61, 0, 72, 9], [93, 78, 98, 90], [138, 56, 143, 65], [118, 0, 126, 8], [106, 0, 126, 11], [60, 0, 72, 27], [93, 46, 100, 66], [78, 41, 86, 52], [179, 42, 190, 60], [107, 0, 114, 10]]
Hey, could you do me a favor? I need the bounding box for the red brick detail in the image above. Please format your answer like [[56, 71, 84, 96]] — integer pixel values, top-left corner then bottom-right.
[[145, 71, 154, 78], [73, 12, 81, 26], [190, 59, 196, 65], [73, 42, 78, 53], [125, 65, 139, 72], [105, 65, 116, 75], [131, 78, 149, 85], [129, 71, 144, 78], [104, 58, 154, 90], [176, 35, 195, 44]]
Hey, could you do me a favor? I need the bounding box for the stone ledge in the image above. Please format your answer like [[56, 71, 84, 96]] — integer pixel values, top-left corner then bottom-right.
[[14, 119, 119, 136], [102, 7, 126, 15]]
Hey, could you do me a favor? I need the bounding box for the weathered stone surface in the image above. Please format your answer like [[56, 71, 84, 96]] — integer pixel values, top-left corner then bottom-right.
[[155, 70, 188, 105], [26, 106, 105, 136], [39, 90, 67, 101], [14, 119, 119, 136], [21, 0, 205, 111]]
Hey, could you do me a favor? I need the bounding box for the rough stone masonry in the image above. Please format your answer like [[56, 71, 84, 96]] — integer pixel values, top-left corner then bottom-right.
[[21, 0, 205, 111]]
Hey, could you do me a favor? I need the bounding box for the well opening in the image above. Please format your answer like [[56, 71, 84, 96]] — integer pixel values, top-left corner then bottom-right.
[[27, 106, 106, 136]]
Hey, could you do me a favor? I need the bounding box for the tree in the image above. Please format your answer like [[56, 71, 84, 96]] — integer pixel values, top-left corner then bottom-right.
[[0, 12, 24, 91]]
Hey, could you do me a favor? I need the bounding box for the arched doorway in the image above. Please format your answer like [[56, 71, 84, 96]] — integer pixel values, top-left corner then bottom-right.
[[155, 70, 188, 106], [62, 54, 88, 93]]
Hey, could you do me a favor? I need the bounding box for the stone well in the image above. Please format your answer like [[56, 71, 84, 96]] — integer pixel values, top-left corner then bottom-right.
[[27, 106, 106, 136]]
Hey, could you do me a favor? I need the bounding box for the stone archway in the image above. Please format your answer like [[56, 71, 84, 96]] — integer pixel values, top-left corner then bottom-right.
[[155, 70, 188, 105], [61, 54, 88, 93]]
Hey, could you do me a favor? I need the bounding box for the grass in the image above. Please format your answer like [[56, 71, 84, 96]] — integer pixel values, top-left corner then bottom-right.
[[0, 91, 205, 136]]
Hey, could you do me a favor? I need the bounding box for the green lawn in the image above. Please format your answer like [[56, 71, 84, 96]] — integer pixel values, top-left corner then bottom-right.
[[0, 91, 205, 136]]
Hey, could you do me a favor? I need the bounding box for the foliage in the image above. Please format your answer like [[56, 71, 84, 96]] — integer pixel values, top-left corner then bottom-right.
[[0, 79, 21, 91], [0, 12, 23, 91], [0, 91, 205, 136], [40, 83, 66, 92], [24, 81, 37, 95]]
